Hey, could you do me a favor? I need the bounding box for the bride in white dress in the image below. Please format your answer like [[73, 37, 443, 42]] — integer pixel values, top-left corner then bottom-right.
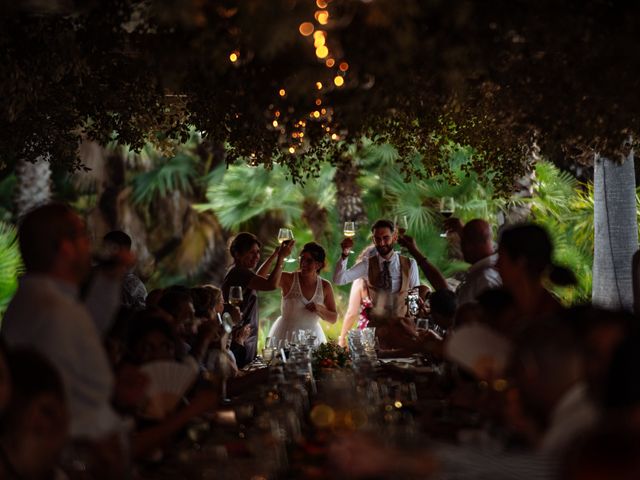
[[268, 242, 338, 345]]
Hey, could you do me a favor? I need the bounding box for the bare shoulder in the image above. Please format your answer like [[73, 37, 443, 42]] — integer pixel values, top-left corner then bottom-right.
[[321, 277, 334, 291]]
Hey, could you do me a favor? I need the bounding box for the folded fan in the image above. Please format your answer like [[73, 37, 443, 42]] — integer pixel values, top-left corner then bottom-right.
[[140, 360, 199, 419], [444, 322, 512, 380]]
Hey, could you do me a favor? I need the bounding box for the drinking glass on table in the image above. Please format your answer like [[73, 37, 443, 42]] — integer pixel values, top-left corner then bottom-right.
[[277, 228, 296, 262], [439, 197, 455, 237]]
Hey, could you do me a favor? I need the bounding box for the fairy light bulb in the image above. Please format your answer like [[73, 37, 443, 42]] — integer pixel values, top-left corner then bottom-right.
[[315, 46, 329, 58], [299, 22, 314, 36], [279, 89, 286, 97], [334, 75, 344, 87], [316, 10, 329, 25], [229, 51, 239, 62]]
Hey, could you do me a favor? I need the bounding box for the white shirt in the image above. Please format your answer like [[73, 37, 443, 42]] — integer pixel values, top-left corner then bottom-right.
[[2, 274, 122, 439], [457, 254, 502, 306], [540, 381, 598, 453], [333, 250, 419, 292]]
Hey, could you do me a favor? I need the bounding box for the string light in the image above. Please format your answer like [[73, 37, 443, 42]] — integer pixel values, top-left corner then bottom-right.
[[315, 98, 322, 105], [298, 22, 314, 36], [315, 46, 329, 58], [289, 147, 295, 154], [325, 58, 335, 68], [339, 62, 349, 71], [316, 82, 323, 90], [279, 89, 286, 97], [229, 51, 239, 62], [313, 111, 321, 118], [331, 133, 339, 140], [316, 0, 328, 7], [334, 75, 344, 87], [316, 10, 329, 25], [272, 120, 279, 127], [321, 108, 327, 114]]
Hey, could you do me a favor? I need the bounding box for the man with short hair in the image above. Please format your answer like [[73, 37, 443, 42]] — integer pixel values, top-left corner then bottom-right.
[[446, 218, 502, 305], [333, 219, 419, 317], [2, 203, 129, 440], [102, 230, 147, 311]]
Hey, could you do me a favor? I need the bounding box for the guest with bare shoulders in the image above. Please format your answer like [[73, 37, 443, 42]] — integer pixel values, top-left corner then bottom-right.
[[268, 242, 338, 344]]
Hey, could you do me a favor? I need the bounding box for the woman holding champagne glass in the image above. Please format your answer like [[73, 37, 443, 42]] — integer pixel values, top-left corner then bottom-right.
[[268, 242, 338, 345], [222, 232, 295, 368]]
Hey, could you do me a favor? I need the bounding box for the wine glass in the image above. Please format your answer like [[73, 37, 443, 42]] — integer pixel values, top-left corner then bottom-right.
[[343, 221, 356, 238], [343, 221, 355, 255], [229, 286, 243, 308], [439, 197, 455, 237], [277, 228, 296, 263]]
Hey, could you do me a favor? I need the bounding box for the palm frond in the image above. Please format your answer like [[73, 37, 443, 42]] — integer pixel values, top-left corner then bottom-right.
[[131, 153, 198, 205], [0, 223, 23, 314]]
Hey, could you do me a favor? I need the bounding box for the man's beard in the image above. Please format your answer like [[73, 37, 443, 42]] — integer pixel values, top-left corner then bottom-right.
[[375, 244, 394, 257]]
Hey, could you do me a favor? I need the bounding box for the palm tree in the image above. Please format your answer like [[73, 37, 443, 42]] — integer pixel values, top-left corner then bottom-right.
[[592, 154, 638, 310], [0, 222, 22, 315]]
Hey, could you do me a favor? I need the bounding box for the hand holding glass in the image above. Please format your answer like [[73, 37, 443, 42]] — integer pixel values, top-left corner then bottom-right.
[[277, 228, 296, 262], [439, 197, 455, 237], [343, 221, 355, 254]]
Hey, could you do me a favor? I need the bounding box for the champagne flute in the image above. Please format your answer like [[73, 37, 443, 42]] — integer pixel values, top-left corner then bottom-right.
[[277, 228, 296, 263], [229, 286, 243, 309], [343, 221, 356, 255], [439, 197, 455, 237]]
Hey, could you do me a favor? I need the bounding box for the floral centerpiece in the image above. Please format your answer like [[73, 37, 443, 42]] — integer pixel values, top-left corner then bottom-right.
[[312, 342, 351, 370]]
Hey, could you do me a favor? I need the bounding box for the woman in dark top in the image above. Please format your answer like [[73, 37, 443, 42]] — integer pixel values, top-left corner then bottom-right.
[[222, 232, 294, 368]]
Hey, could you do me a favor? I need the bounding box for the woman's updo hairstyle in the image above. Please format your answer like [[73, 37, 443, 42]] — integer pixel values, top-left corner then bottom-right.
[[301, 242, 326, 272]]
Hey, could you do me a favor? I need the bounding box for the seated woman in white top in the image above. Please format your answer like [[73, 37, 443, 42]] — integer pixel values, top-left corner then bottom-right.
[[268, 242, 338, 344]]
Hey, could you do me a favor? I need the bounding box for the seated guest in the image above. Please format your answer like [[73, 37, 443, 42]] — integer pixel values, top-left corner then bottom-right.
[[564, 306, 633, 404], [443, 218, 502, 305], [0, 349, 68, 480], [2, 203, 129, 441], [123, 314, 219, 458], [497, 223, 575, 318], [103, 230, 147, 311], [145, 288, 164, 307], [428, 288, 457, 332]]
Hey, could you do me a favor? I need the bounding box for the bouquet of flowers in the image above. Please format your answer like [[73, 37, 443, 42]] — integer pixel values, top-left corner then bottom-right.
[[357, 297, 373, 330], [312, 341, 351, 370]]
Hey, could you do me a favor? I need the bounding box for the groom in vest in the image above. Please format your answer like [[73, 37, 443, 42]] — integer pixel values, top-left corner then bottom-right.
[[333, 219, 420, 319]]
